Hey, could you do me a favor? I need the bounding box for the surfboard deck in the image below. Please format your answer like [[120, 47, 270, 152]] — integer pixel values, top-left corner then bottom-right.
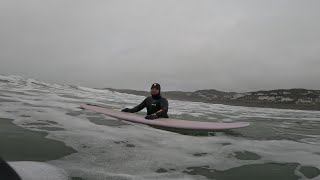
[[80, 103, 250, 130]]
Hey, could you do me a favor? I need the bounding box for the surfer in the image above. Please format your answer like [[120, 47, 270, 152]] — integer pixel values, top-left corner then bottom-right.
[[121, 83, 169, 120]]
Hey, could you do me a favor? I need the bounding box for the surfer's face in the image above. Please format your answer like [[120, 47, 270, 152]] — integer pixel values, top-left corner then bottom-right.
[[150, 88, 160, 95]]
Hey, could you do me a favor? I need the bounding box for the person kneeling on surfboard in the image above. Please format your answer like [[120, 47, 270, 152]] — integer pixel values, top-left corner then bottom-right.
[[121, 83, 169, 120]]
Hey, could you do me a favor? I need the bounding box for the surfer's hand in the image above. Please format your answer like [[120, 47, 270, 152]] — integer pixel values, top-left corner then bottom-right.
[[121, 108, 131, 113], [145, 114, 158, 120]]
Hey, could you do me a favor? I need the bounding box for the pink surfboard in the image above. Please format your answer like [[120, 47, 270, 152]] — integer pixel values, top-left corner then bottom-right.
[[80, 104, 250, 130]]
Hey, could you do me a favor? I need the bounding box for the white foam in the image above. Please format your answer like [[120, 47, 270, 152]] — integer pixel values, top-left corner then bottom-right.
[[9, 161, 69, 180], [1, 75, 320, 179]]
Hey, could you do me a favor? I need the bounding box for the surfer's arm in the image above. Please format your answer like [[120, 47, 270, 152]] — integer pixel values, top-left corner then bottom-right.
[[130, 98, 147, 113], [155, 99, 168, 117]]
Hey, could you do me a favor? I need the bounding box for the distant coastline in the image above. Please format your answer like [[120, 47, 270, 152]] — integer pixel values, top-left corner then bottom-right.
[[101, 88, 320, 111]]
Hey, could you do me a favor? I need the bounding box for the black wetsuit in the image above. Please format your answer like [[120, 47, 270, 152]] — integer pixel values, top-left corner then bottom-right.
[[0, 158, 21, 180], [130, 94, 169, 118]]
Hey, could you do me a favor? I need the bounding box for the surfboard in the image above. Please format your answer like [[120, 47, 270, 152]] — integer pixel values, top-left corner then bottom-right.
[[80, 103, 250, 130]]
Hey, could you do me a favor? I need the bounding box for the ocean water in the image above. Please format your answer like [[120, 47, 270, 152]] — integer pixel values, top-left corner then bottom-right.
[[0, 75, 320, 180]]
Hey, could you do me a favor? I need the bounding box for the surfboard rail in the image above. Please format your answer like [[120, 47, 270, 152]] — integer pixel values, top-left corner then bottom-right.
[[80, 103, 250, 130]]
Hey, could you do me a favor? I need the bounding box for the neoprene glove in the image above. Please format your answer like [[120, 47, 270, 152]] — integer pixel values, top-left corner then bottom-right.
[[145, 114, 158, 120], [121, 108, 131, 113]]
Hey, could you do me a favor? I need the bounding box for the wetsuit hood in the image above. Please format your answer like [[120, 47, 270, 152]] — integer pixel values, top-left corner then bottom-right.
[[151, 83, 161, 99]]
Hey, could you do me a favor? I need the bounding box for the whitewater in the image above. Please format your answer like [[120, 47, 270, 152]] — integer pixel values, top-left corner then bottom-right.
[[0, 75, 320, 180]]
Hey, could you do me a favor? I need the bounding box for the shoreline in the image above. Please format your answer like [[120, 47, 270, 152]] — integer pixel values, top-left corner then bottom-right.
[[103, 88, 320, 111]]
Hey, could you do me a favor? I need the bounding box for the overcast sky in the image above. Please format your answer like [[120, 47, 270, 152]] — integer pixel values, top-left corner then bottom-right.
[[0, 0, 319, 92]]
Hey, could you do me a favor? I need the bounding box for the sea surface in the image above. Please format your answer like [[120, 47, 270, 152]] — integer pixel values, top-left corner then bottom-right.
[[0, 75, 320, 180]]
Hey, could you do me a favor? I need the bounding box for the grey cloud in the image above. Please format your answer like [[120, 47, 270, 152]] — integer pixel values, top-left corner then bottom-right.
[[0, 0, 319, 92]]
